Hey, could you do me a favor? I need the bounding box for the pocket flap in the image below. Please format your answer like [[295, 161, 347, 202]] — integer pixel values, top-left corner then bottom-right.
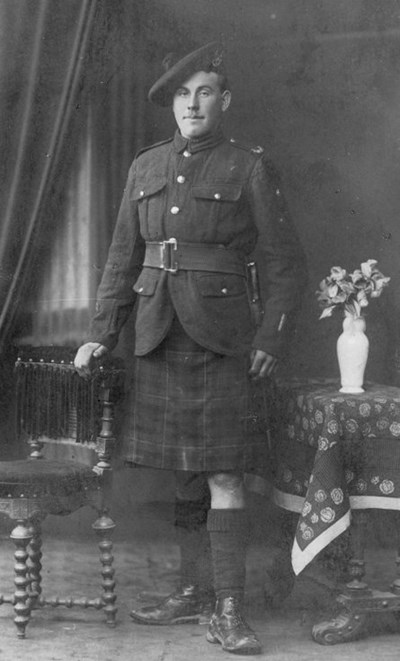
[[132, 177, 167, 201], [133, 269, 159, 296], [192, 183, 242, 202], [197, 274, 247, 297]]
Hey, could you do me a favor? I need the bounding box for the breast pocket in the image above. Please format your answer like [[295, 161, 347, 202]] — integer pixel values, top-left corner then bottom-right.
[[132, 177, 166, 235], [191, 183, 242, 226]]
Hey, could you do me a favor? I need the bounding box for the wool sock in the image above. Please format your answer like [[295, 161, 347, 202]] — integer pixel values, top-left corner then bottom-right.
[[207, 508, 249, 600], [175, 495, 212, 592]]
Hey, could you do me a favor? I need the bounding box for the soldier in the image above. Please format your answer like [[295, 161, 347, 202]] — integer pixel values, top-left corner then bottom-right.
[[75, 42, 307, 655]]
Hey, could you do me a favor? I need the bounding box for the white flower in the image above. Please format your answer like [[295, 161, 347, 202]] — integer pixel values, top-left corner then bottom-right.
[[331, 488, 344, 505], [356, 479, 368, 493], [379, 479, 395, 495], [331, 266, 348, 281], [302, 526, 314, 541], [345, 419, 358, 434], [359, 403, 371, 417], [327, 420, 339, 435], [316, 260, 390, 319], [320, 507, 335, 523], [390, 422, 400, 437], [318, 437, 329, 451], [315, 489, 327, 503], [377, 418, 389, 430], [360, 259, 378, 278]]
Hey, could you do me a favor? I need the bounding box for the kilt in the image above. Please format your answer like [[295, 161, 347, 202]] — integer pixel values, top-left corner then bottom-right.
[[123, 317, 271, 473]]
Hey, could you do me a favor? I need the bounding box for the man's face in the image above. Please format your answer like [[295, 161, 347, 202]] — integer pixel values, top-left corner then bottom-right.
[[172, 70, 231, 139]]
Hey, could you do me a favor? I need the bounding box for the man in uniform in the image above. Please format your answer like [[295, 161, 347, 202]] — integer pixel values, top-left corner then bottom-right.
[[75, 42, 307, 655]]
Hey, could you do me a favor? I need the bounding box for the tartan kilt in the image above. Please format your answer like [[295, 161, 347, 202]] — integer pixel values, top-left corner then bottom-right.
[[123, 322, 271, 473]]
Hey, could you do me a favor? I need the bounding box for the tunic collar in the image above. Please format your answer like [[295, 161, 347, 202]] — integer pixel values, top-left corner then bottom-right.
[[173, 126, 225, 154]]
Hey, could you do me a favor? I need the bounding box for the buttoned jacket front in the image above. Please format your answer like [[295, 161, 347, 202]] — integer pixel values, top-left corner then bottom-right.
[[90, 130, 307, 357]]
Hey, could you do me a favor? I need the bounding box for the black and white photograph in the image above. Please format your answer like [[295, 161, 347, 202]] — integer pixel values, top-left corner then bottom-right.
[[1, 1, 400, 659]]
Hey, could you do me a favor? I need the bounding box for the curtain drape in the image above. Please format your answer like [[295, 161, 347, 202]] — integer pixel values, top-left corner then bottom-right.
[[9, 0, 177, 349], [0, 0, 96, 351], [16, 123, 94, 346], [1, 0, 191, 351]]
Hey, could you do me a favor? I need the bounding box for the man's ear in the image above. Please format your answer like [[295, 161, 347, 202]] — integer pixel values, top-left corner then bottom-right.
[[221, 90, 231, 112]]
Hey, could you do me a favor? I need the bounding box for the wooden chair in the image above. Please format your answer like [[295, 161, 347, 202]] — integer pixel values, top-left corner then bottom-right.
[[0, 347, 124, 638]]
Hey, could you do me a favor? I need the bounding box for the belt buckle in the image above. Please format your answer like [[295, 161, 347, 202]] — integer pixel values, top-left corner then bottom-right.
[[162, 238, 178, 273]]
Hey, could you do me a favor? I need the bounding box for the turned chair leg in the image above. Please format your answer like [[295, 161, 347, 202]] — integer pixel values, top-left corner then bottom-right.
[[92, 512, 117, 627], [27, 519, 43, 608], [10, 521, 33, 639]]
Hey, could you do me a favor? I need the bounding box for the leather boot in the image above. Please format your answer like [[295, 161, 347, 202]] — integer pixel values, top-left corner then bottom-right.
[[206, 596, 262, 655], [130, 584, 213, 625]]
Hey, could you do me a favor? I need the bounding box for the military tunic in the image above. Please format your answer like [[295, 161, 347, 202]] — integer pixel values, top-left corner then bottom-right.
[[90, 128, 307, 471]]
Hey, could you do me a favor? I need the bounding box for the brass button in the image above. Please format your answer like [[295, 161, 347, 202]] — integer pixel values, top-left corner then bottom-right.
[[140, 190, 145, 197], [138, 287, 144, 293], [214, 193, 221, 200], [170, 206, 180, 214], [221, 287, 228, 294], [177, 175, 186, 184], [276, 188, 281, 196], [183, 150, 191, 158]]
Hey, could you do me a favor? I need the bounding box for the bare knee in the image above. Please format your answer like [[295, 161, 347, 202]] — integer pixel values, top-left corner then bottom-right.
[[207, 472, 245, 509], [208, 472, 243, 492]]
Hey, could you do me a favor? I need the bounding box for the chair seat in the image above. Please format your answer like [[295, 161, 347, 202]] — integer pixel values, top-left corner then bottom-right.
[[0, 459, 99, 499]]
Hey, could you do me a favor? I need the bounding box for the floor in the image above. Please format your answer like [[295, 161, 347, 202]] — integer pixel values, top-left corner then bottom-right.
[[1, 493, 400, 660]]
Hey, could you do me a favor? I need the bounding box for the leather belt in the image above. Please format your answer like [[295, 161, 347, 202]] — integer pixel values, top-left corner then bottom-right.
[[143, 238, 246, 276]]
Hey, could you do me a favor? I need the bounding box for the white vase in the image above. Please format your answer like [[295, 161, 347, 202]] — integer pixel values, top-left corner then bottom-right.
[[336, 314, 369, 393]]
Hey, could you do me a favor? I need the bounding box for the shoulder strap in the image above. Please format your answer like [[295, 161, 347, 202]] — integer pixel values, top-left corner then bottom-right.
[[135, 137, 173, 158]]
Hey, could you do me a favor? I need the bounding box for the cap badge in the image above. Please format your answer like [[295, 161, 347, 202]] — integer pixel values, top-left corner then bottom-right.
[[211, 53, 223, 68]]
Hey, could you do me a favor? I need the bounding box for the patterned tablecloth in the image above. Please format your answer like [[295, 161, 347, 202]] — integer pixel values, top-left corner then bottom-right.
[[270, 379, 400, 575]]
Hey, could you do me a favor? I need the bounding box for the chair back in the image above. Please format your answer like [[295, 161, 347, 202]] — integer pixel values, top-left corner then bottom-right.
[[14, 347, 124, 467]]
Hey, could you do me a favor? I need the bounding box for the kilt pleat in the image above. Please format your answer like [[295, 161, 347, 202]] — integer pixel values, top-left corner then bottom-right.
[[123, 318, 270, 472]]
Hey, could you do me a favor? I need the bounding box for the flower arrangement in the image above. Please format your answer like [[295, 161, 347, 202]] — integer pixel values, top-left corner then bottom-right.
[[316, 259, 390, 320]]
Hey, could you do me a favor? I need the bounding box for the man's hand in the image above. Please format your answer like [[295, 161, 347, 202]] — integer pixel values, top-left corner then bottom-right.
[[249, 349, 278, 380], [74, 342, 108, 378]]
